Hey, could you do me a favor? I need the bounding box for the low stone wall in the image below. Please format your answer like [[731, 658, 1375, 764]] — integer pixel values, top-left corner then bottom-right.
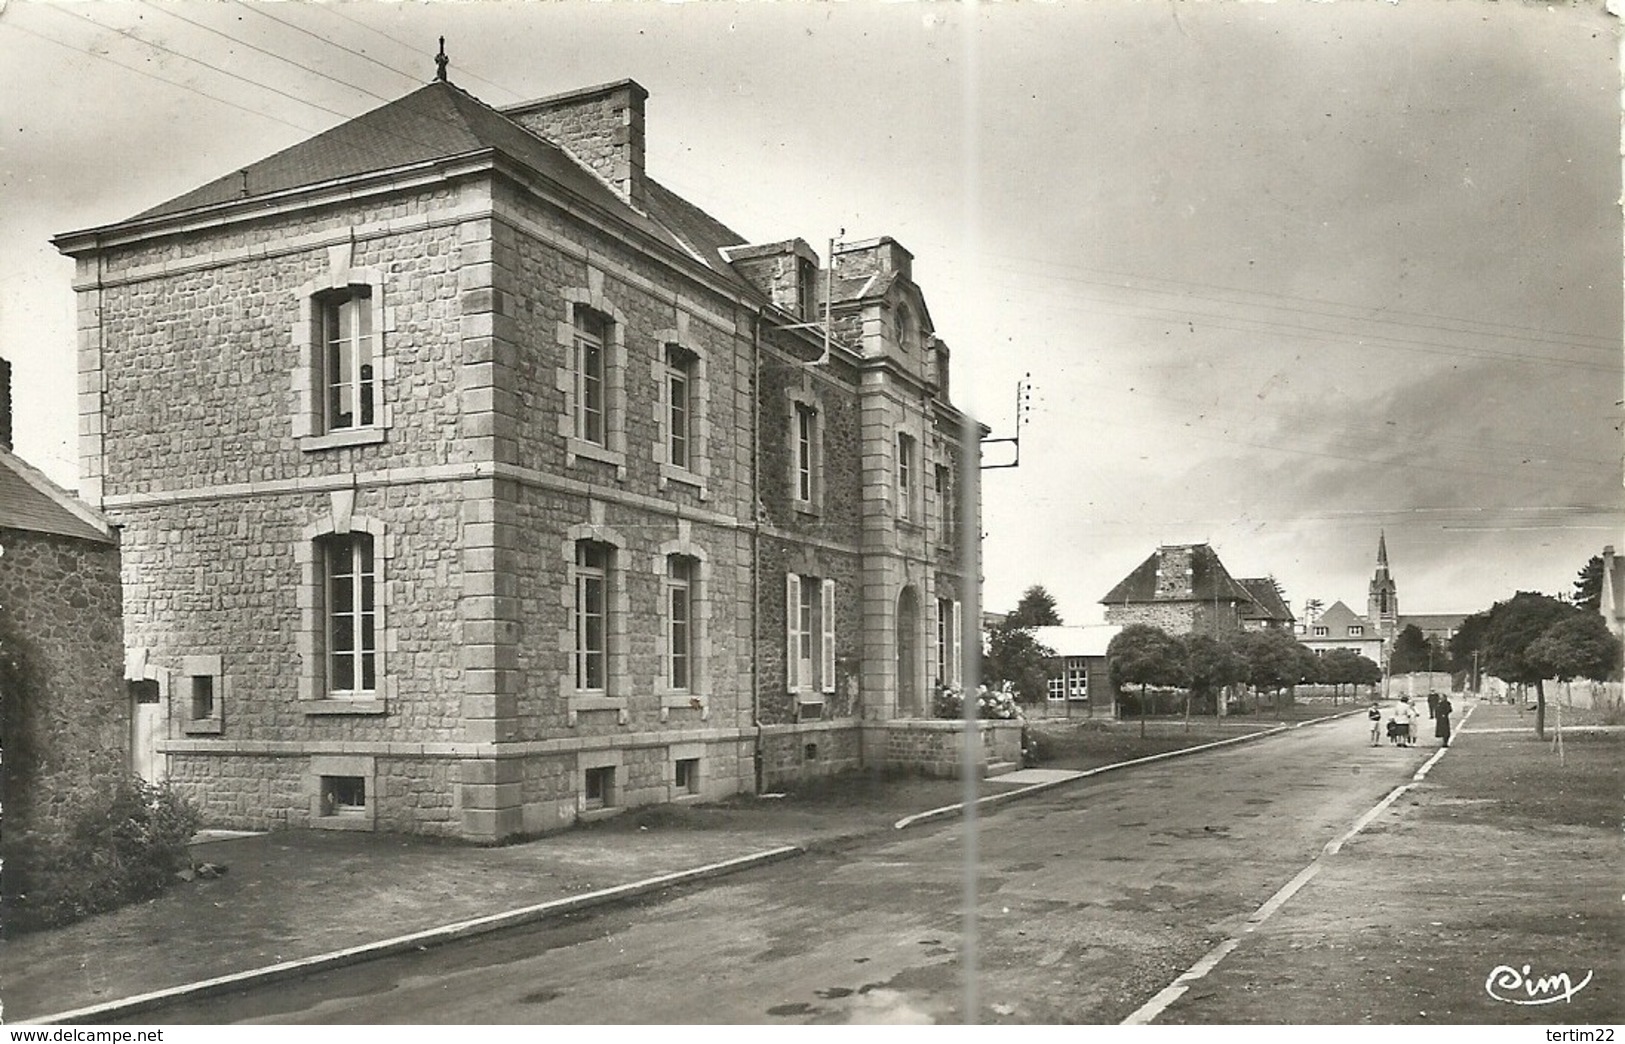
[[863, 718, 1023, 778], [758, 721, 865, 788]]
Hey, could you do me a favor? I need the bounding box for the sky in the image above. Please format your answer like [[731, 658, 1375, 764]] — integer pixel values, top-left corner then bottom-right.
[[1, 0, 1619, 624]]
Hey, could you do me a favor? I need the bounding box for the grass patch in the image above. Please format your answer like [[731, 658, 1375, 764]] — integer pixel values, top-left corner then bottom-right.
[[1427, 730, 1622, 830]]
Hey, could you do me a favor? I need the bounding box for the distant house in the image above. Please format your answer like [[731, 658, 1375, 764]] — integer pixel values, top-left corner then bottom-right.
[[1395, 613, 1467, 647], [0, 438, 128, 843], [1236, 578, 1295, 632], [1028, 624, 1121, 719], [1100, 543, 1254, 636], [1299, 600, 1385, 665]]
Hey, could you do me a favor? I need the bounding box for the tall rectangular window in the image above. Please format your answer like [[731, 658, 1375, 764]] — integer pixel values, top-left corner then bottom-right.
[[786, 574, 836, 694], [321, 289, 374, 432], [795, 404, 816, 503], [573, 307, 608, 446], [575, 541, 609, 691], [935, 464, 952, 542], [326, 533, 376, 696], [897, 433, 916, 521], [667, 555, 694, 690], [935, 597, 961, 687], [665, 345, 694, 471]]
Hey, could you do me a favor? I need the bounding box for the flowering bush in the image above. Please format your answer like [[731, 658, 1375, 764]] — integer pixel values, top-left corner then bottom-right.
[[933, 680, 1022, 720]]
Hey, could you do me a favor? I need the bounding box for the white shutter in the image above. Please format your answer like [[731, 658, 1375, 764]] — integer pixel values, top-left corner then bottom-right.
[[820, 578, 837, 694], [786, 573, 801, 691], [950, 600, 963, 686]]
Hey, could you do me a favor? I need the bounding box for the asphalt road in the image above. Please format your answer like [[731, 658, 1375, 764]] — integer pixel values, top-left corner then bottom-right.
[[135, 713, 1432, 1024]]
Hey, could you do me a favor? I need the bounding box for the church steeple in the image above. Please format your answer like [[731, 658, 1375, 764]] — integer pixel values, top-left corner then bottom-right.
[[1368, 530, 1398, 641]]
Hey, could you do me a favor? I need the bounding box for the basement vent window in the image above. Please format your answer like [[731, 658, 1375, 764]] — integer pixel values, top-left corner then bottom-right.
[[584, 766, 615, 810], [804, 743, 818, 762], [190, 675, 215, 721], [321, 776, 366, 817], [675, 758, 699, 795]]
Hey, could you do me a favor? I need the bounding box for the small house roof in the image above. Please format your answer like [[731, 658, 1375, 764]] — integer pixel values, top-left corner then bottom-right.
[[1029, 624, 1122, 659], [0, 449, 114, 544], [1236, 578, 1294, 623]]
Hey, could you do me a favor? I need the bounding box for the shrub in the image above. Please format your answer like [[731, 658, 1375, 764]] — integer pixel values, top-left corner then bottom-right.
[[3, 776, 201, 934], [933, 681, 1022, 721]]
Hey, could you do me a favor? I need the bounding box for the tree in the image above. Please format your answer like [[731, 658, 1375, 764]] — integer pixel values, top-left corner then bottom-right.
[[1181, 632, 1246, 720], [1389, 624, 1444, 675], [1481, 592, 1576, 739], [1573, 554, 1605, 612], [1237, 629, 1315, 712], [1449, 610, 1492, 682], [1005, 585, 1062, 629], [1527, 613, 1622, 689], [1108, 624, 1188, 737], [1318, 648, 1381, 701], [983, 624, 1055, 705]]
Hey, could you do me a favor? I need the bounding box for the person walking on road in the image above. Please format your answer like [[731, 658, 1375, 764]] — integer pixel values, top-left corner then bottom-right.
[[1368, 699, 1383, 746], [1395, 695, 1417, 747], [1426, 691, 1439, 720], [1434, 693, 1454, 747]]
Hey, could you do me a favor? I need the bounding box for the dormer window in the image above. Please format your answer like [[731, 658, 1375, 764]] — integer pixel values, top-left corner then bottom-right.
[[894, 304, 913, 355]]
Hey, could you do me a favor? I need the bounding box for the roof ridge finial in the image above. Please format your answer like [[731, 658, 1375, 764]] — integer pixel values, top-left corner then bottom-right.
[[435, 37, 449, 82]]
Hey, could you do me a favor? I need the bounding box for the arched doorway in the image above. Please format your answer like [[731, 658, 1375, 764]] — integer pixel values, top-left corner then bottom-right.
[[896, 586, 921, 717]]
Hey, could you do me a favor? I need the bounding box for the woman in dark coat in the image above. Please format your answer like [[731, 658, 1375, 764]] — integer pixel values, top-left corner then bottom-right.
[[1434, 694, 1454, 747]]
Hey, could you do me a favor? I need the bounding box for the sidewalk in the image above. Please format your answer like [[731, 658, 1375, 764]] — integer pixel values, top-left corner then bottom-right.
[[1140, 701, 1624, 1024], [2, 709, 1349, 1024]]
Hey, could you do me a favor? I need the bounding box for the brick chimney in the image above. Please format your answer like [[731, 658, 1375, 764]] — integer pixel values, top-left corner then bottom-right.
[[0, 355, 12, 453], [503, 80, 648, 207]]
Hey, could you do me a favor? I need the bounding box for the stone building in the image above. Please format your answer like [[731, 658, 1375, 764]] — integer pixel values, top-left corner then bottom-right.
[[1099, 544, 1254, 636], [52, 75, 980, 842], [1236, 577, 1295, 632], [0, 440, 127, 840]]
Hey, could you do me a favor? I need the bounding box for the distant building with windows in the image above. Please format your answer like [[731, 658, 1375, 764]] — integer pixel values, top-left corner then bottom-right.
[[1298, 600, 1386, 665], [1099, 543, 1281, 637], [52, 74, 982, 841]]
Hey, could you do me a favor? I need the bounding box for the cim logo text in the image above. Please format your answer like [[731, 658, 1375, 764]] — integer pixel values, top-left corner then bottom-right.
[[1484, 964, 1594, 1005]]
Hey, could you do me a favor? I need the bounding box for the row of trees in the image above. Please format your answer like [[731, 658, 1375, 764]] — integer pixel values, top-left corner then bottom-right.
[[1448, 588, 1620, 739], [1107, 624, 1381, 737]]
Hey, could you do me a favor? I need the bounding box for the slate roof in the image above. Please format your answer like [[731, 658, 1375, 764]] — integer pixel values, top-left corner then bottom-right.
[[1310, 601, 1369, 637], [1100, 544, 1253, 606], [0, 449, 114, 545], [1236, 578, 1294, 624], [106, 81, 761, 300]]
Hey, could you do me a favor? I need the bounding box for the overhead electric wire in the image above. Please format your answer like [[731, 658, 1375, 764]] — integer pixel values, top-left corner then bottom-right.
[[138, 0, 399, 106], [231, 0, 425, 92], [312, 1, 528, 104], [41, 2, 362, 124], [0, 18, 326, 136], [927, 244, 1619, 351], [976, 277, 1618, 374]]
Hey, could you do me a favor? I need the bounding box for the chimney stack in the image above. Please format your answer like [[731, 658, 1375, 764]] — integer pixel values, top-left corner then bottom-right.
[[0, 356, 12, 453], [502, 80, 648, 208]]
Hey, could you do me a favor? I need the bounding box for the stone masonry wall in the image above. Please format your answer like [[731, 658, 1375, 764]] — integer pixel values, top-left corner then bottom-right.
[[86, 185, 481, 500], [1105, 602, 1200, 635], [0, 529, 127, 837], [118, 484, 465, 745]]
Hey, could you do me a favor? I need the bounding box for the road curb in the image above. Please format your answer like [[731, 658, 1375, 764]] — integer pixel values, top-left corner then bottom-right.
[[24, 844, 803, 1025], [893, 707, 1364, 831]]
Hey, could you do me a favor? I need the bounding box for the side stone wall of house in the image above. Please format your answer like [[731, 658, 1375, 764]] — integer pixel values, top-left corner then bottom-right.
[[1104, 602, 1200, 635], [0, 529, 127, 836]]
